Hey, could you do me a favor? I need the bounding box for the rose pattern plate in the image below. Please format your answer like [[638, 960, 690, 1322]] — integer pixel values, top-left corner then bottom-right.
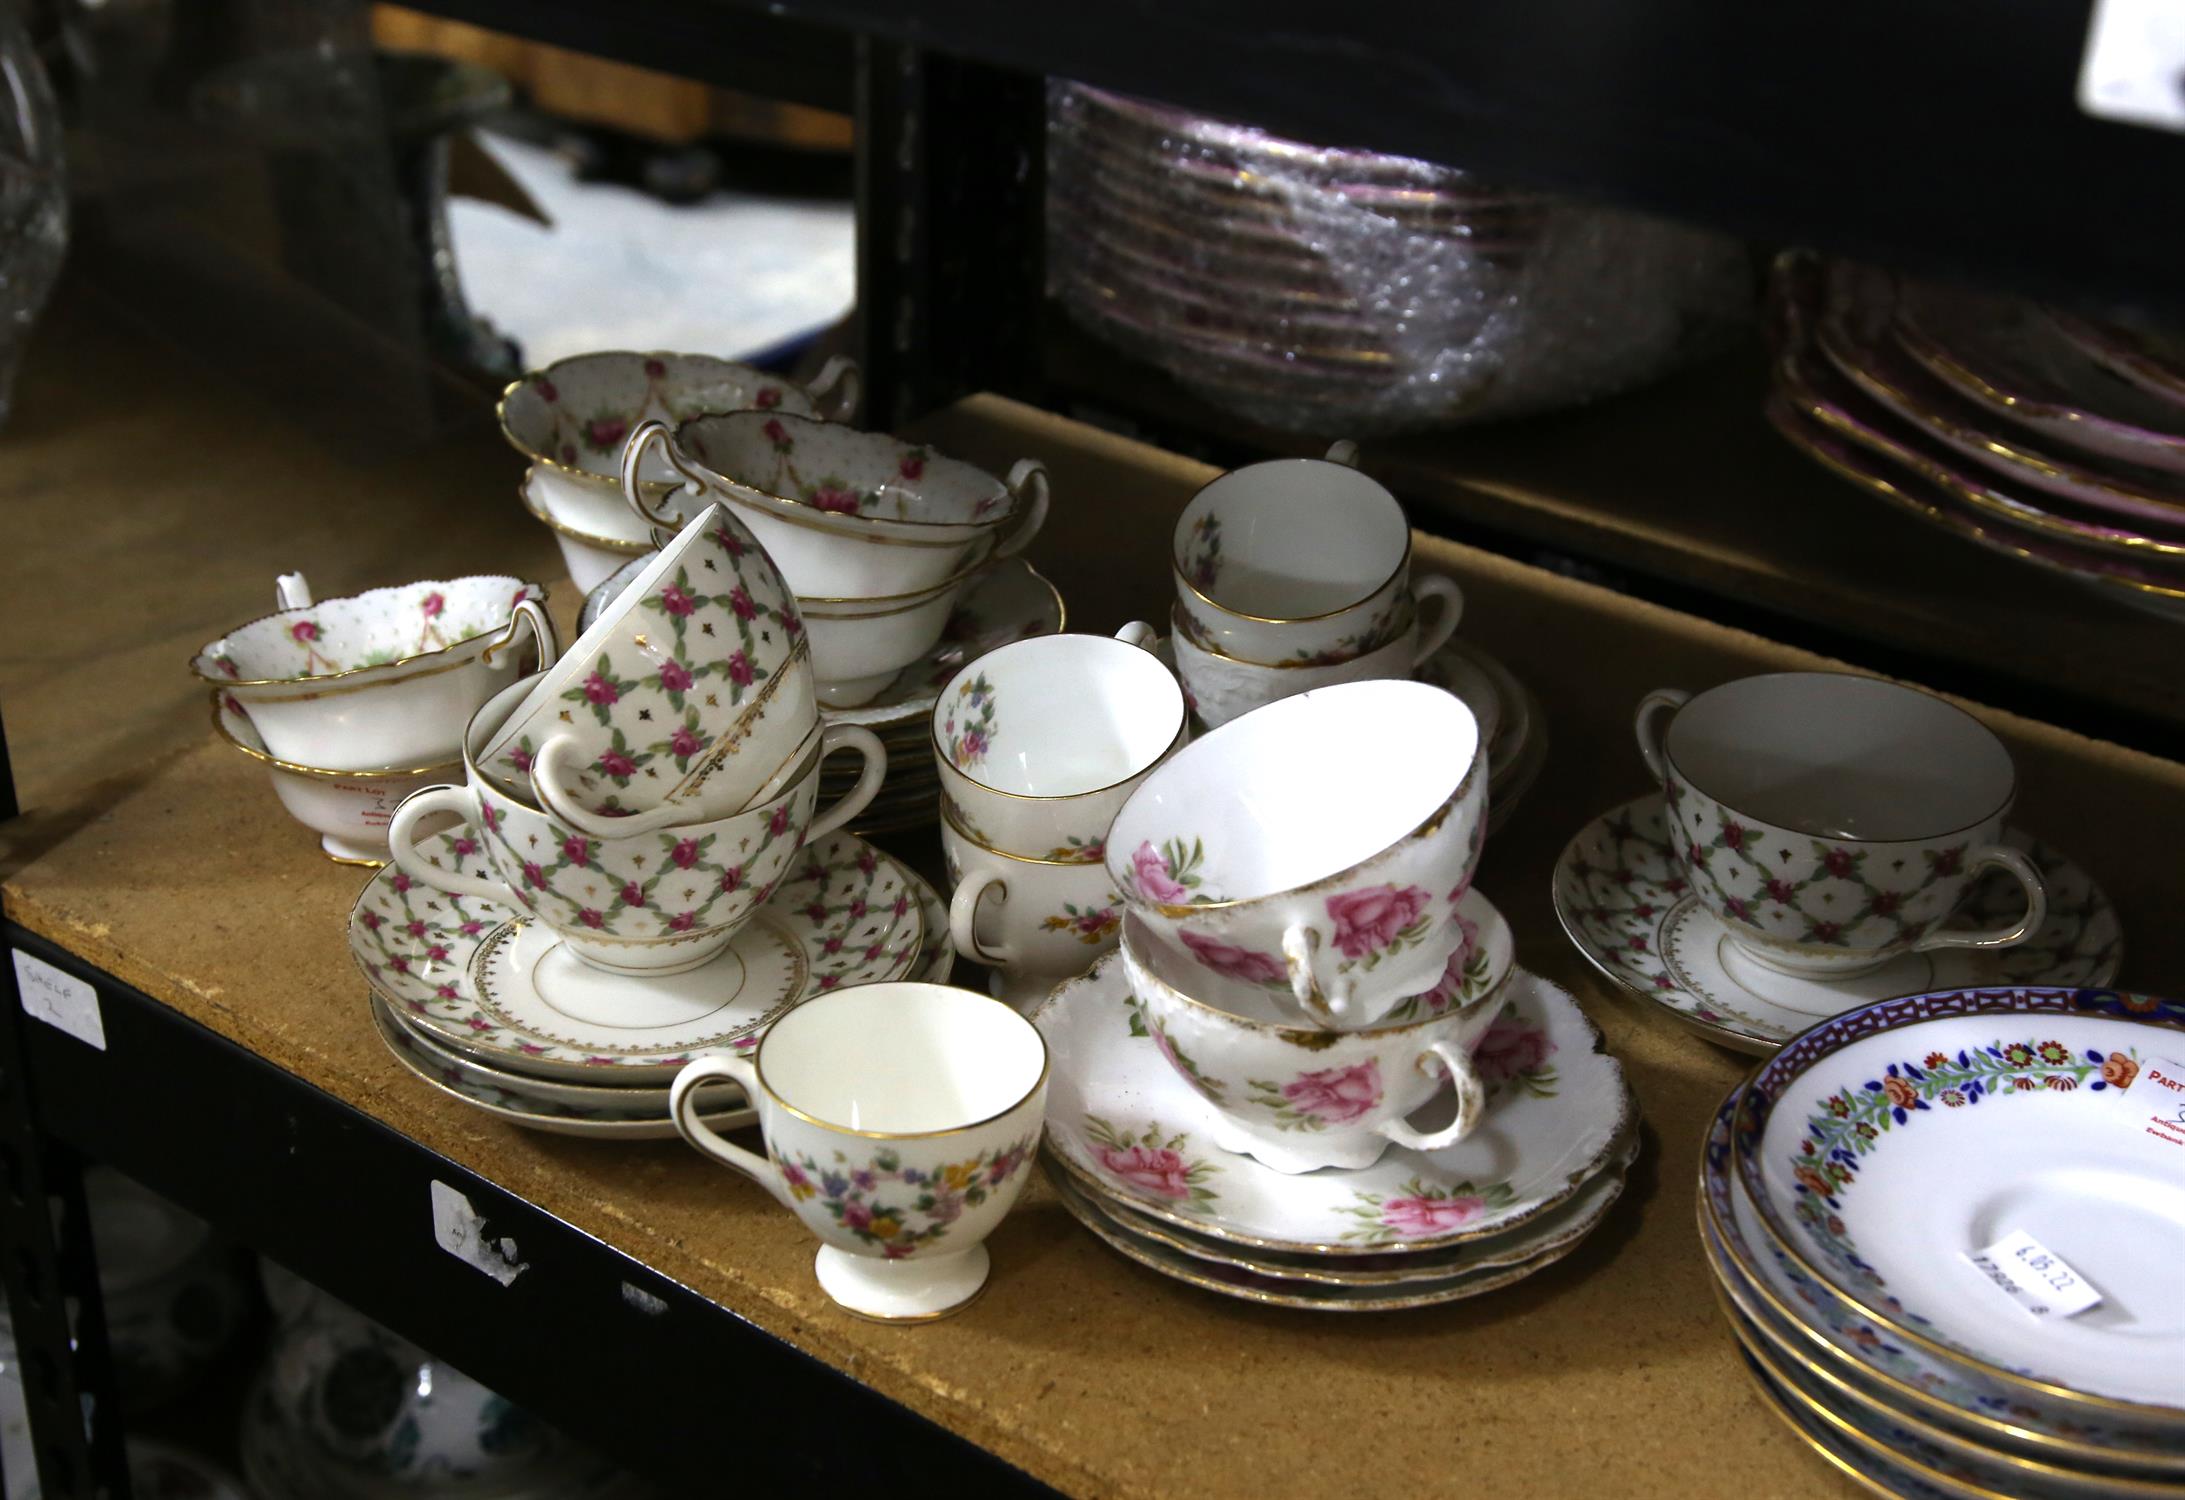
[[348, 824, 922, 1083], [1552, 796, 2121, 1054], [1030, 953, 1634, 1256]]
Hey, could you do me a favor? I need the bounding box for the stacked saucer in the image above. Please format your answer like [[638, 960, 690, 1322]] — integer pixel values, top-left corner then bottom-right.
[[1768, 255, 2185, 624], [1698, 986, 2185, 1495]]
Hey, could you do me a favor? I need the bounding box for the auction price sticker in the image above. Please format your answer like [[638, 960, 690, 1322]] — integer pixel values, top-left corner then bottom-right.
[[1963, 1230, 2103, 1321]]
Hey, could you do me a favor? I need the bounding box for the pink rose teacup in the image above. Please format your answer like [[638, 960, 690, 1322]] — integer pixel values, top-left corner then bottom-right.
[[1105, 679, 1488, 1029], [1119, 909, 1508, 1174]]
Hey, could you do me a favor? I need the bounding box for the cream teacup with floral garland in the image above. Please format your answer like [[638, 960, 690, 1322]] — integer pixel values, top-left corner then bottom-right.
[[941, 801, 1128, 1008], [668, 983, 1048, 1321], [932, 623, 1180, 863], [1107, 679, 1487, 1031]]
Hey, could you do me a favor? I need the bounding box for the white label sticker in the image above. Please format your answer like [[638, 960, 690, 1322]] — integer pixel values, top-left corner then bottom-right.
[[430, 1180, 527, 1286], [1963, 1230, 2103, 1320], [2079, 0, 2185, 133], [11, 949, 106, 1051], [2113, 1054, 2185, 1158]]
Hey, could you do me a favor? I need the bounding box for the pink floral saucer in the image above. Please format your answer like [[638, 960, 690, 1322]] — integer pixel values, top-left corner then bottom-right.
[[1029, 954, 1634, 1257]]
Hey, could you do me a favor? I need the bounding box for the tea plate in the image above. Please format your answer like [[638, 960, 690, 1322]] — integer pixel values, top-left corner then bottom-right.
[[1701, 1083, 2185, 1470], [1031, 955, 1634, 1256], [1732, 988, 2185, 1416], [1552, 797, 2121, 1054], [1732, 1339, 1956, 1500], [374, 995, 742, 1113], [1046, 1163, 1583, 1312], [1081, 1130, 1637, 1287], [349, 826, 921, 1082], [370, 999, 758, 1139]]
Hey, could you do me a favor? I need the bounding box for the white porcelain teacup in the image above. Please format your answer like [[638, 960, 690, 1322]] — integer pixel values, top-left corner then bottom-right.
[[1107, 679, 1488, 1030], [211, 693, 458, 865], [518, 466, 648, 594], [941, 802, 1128, 1008], [669, 983, 1048, 1321], [795, 564, 993, 709], [1169, 593, 1458, 729], [478, 501, 817, 826], [192, 573, 554, 770], [1120, 910, 1506, 1173], [1634, 671, 2047, 979], [1171, 444, 1461, 666], [498, 349, 857, 546], [932, 623, 1181, 861]]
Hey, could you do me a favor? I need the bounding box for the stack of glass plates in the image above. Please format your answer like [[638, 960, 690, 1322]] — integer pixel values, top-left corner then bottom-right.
[[347, 827, 951, 1139], [1699, 985, 2185, 1495], [1030, 954, 1637, 1310], [1768, 254, 2185, 624]]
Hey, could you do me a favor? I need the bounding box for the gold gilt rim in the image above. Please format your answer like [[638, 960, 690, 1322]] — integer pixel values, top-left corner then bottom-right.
[[1728, 1030, 2185, 1422], [189, 576, 547, 688], [753, 987, 1051, 1140], [834, 1278, 990, 1324], [1168, 600, 1415, 669], [321, 848, 389, 869], [1779, 350, 2185, 559], [682, 409, 1026, 536], [208, 697, 461, 779], [1170, 459, 1411, 625], [517, 469, 653, 551], [930, 651, 1186, 804], [1727, 1315, 1939, 1500], [1768, 398, 2185, 605], [937, 799, 1113, 868], [2048, 310, 2185, 403], [1693, 1182, 2168, 1470], [798, 554, 996, 610], [496, 351, 809, 494]]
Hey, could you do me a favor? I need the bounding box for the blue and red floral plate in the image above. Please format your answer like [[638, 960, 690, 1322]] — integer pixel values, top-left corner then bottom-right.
[[1553, 795, 2121, 1055]]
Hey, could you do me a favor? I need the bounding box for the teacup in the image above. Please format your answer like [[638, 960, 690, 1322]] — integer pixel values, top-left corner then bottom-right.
[[796, 563, 992, 709], [1169, 592, 1458, 729], [211, 693, 458, 865], [1171, 444, 1461, 666], [620, 412, 1047, 599], [932, 623, 1180, 861], [191, 574, 554, 770], [389, 675, 882, 976], [941, 803, 1127, 1008], [477, 501, 816, 824], [518, 466, 648, 594], [498, 349, 857, 546], [1107, 679, 1487, 1029], [668, 983, 1048, 1321], [1120, 913, 1503, 1174], [1634, 671, 2048, 978]]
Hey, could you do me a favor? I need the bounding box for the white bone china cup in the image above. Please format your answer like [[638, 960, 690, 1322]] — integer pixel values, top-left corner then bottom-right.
[[941, 803, 1128, 1006], [1168, 592, 1457, 730]]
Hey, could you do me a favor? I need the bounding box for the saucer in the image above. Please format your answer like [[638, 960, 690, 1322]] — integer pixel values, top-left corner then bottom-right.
[[373, 995, 744, 1112], [370, 1000, 758, 1139], [1731, 1341, 1953, 1500], [1551, 796, 2121, 1054], [349, 827, 922, 1083], [1030, 955, 1634, 1256]]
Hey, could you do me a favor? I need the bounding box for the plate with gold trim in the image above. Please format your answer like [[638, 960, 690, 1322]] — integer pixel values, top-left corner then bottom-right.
[[349, 826, 922, 1082]]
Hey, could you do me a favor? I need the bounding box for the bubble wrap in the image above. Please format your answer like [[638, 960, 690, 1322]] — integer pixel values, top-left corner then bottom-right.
[[1049, 82, 1756, 435]]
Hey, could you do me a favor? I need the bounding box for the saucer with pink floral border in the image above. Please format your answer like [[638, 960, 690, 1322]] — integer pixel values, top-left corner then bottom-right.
[[1029, 952, 1635, 1256]]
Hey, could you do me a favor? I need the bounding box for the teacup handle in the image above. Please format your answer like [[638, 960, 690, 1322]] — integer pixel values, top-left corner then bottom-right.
[[275, 572, 312, 610], [1634, 688, 1691, 783], [669, 1056, 797, 1210], [807, 356, 861, 423], [387, 786, 511, 905], [481, 596, 558, 672], [949, 872, 1013, 965], [1279, 923, 1346, 1027], [1408, 577, 1464, 667], [988, 460, 1050, 563], [1113, 620, 1159, 652], [1376, 1040, 1487, 1153], [808, 725, 887, 840], [619, 418, 714, 532], [533, 732, 686, 839], [1911, 846, 2049, 956], [1324, 440, 1361, 468]]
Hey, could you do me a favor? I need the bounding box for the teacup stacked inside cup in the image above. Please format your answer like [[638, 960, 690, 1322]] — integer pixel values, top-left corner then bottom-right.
[[1106, 678, 1513, 1174], [194, 571, 554, 865], [1168, 444, 1465, 728], [929, 623, 1187, 1006], [611, 410, 1052, 709]]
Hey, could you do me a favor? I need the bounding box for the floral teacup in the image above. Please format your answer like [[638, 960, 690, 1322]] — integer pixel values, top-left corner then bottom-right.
[[668, 983, 1048, 1321], [1171, 443, 1462, 667], [389, 675, 882, 976], [477, 501, 816, 825], [942, 802, 1127, 1008], [498, 349, 856, 546], [622, 411, 1048, 599], [191, 573, 553, 770], [932, 623, 1180, 861], [1107, 679, 1488, 1029], [1635, 671, 2046, 981], [1119, 913, 1504, 1174], [1168, 592, 1456, 730]]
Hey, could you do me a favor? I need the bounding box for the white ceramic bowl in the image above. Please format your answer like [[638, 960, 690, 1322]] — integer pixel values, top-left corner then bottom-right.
[[1106, 679, 1487, 1029], [190, 575, 553, 770], [212, 694, 459, 864]]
